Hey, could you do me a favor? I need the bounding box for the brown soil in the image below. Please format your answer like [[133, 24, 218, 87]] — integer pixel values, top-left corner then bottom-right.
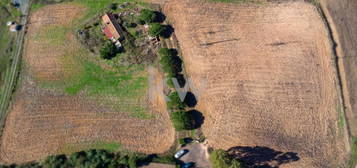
[[319, 0, 357, 138], [24, 4, 85, 82], [0, 4, 175, 164], [164, 0, 348, 167]]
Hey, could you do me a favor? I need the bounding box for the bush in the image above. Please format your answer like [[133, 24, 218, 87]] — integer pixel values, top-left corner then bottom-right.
[[167, 92, 186, 110], [149, 23, 165, 37], [151, 155, 176, 164], [139, 9, 157, 23], [179, 138, 186, 145], [159, 48, 182, 77], [210, 150, 245, 168], [170, 110, 194, 131], [100, 42, 118, 59]]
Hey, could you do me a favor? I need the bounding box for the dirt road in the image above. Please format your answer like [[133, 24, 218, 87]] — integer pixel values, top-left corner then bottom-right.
[[179, 143, 211, 168]]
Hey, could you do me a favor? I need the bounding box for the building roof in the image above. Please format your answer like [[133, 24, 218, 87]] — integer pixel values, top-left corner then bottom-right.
[[103, 26, 113, 39], [102, 13, 123, 40]]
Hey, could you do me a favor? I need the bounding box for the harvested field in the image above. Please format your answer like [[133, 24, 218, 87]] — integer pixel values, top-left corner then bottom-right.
[[0, 4, 175, 163], [319, 0, 357, 137], [164, 0, 349, 167]]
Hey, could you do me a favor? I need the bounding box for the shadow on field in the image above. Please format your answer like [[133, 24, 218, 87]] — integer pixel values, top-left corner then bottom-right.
[[184, 92, 197, 107], [188, 110, 204, 129], [161, 25, 174, 38], [228, 146, 299, 168]]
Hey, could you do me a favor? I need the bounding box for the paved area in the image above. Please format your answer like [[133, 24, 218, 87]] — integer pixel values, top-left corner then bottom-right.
[[179, 143, 211, 168]]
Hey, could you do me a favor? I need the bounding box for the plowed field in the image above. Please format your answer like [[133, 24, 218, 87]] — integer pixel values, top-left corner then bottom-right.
[[164, 0, 349, 167], [0, 4, 174, 163]]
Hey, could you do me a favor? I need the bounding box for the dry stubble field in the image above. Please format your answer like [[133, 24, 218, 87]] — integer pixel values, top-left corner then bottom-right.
[[165, 0, 349, 167], [0, 4, 175, 163]]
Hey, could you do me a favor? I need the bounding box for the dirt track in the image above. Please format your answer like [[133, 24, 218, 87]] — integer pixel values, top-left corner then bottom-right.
[[319, 0, 357, 138], [0, 4, 175, 163], [164, 0, 349, 167]]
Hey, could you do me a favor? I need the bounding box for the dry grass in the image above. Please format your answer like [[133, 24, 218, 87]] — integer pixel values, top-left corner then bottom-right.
[[0, 4, 175, 164], [164, 0, 349, 167]]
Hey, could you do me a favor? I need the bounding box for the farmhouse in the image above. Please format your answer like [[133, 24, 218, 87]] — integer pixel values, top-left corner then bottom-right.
[[102, 13, 124, 42]]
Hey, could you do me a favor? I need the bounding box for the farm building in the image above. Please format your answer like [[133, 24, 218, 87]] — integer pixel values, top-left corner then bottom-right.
[[102, 13, 124, 42]]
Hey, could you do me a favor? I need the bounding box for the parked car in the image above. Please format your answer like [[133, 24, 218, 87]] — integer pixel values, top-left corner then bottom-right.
[[181, 162, 195, 168], [174, 149, 188, 159]]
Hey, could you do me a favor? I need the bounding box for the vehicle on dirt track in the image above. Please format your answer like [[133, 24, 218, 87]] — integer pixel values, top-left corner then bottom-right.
[[181, 162, 194, 168], [174, 149, 188, 159]]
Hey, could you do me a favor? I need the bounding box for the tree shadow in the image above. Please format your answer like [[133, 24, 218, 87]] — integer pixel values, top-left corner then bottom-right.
[[188, 110, 204, 129], [175, 73, 186, 88], [184, 92, 197, 108], [161, 25, 175, 38], [154, 11, 166, 23], [228, 146, 300, 168]]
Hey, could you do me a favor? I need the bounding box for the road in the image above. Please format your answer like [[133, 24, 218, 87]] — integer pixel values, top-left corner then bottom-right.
[[179, 143, 212, 168], [0, 0, 29, 132]]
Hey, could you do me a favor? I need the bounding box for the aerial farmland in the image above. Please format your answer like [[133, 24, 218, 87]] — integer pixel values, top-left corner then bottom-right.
[[0, 0, 356, 167]]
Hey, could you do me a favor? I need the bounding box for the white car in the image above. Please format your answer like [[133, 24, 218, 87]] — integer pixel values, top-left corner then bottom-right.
[[174, 149, 188, 159]]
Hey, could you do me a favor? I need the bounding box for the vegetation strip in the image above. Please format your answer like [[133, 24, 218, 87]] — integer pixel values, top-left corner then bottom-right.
[[0, 0, 30, 136]]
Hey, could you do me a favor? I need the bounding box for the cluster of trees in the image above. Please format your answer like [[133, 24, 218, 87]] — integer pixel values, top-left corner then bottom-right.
[[158, 48, 195, 131], [210, 150, 245, 168], [0, 149, 145, 168], [138, 9, 171, 38], [100, 42, 119, 60]]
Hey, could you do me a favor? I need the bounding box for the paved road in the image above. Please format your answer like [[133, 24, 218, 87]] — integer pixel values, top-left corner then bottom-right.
[[179, 143, 212, 168], [0, 0, 30, 132]]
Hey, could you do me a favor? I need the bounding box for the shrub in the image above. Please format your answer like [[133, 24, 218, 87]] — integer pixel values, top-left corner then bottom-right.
[[170, 110, 194, 131], [100, 42, 118, 59], [109, 3, 117, 10], [151, 155, 176, 164], [210, 149, 245, 168], [159, 48, 182, 76], [179, 138, 186, 145], [148, 23, 165, 37], [139, 9, 157, 23], [167, 92, 186, 110]]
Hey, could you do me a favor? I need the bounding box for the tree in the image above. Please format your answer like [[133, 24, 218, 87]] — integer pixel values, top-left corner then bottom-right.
[[148, 23, 165, 37], [139, 9, 157, 23], [100, 42, 118, 59], [159, 48, 182, 76], [167, 92, 186, 110], [170, 110, 194, 131], [210, 150, 245, 168]]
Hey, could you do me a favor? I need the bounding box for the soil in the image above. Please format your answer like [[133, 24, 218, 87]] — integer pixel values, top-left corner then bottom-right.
[[164, 0, 349, 167], [319, 0, 357, 138], [0, 4, 175, 164]]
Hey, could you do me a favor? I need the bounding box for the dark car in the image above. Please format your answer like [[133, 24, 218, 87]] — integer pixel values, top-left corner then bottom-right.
[[181, 162, 195, 168]]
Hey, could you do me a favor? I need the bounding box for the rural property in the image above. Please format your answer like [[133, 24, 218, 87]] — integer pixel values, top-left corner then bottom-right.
[[0, 0, 356, 168]]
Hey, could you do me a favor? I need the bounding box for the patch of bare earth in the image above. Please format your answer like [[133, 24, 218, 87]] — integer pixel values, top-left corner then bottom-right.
[[164, 0, 348, 167], [0, 4, 174, 164]]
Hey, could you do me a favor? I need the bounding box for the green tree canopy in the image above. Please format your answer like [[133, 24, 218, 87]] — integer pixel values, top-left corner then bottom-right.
[[139, 9, 157, 23], [100, 42, 118, 59], [148, 23, 165, 37], [170, 110, 194, 131], [210, 149, 245, 168]]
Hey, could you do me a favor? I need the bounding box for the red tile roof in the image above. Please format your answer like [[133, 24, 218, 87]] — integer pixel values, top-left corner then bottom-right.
[[103, 26, 113, 39]]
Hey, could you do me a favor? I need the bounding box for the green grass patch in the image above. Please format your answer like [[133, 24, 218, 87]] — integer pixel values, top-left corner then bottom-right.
[[30, 3, 46, 11], [337, 104, 346, 135], [29, 0, 153, 119], [350, 137, 357, 168], [33, 26, 69, 46], [58, 141, 121, 154]]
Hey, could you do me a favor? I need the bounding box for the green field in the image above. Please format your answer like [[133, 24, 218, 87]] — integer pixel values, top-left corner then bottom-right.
[[0, 0, 21, 88], [31, 0, 154, 119]]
